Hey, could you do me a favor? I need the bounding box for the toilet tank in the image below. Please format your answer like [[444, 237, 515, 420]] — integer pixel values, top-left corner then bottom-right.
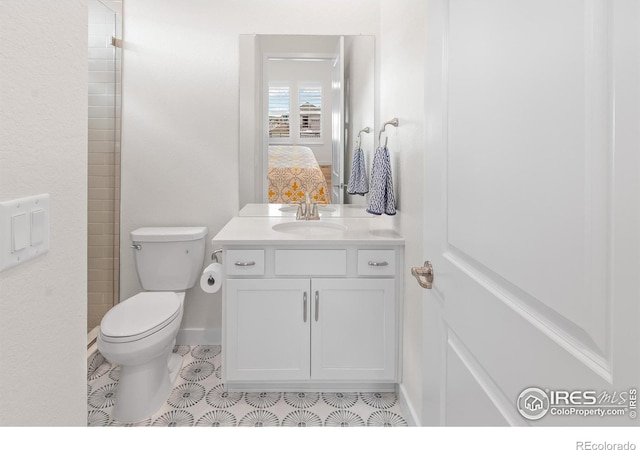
[[131, 227, 208, 291]]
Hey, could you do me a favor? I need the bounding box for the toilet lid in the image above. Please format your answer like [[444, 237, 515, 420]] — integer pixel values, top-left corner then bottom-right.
[[100, 292, 182, 341]]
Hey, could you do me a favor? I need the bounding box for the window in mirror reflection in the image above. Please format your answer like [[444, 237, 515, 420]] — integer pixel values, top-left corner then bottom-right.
[[268, 83, 290, 140], [299, 83, 322, 140]]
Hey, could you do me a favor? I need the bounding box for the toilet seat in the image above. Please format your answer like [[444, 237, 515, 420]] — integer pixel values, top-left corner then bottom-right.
[[100, 292, 182, 343]]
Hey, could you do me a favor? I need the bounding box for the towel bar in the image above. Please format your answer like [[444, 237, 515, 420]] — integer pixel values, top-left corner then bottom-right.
[[356, 126, 371, 149], [378, 118, 399, 146]]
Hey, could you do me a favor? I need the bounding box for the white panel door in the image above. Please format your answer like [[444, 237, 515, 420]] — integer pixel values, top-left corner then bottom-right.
[[311, 278, 396, 380], [225, 279, 310, 381], [420, 0, 639, 426]]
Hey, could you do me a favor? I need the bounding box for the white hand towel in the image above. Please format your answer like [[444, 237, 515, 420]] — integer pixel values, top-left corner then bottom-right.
[[347, 147, 369, 195], [366, 146, 396, 215]]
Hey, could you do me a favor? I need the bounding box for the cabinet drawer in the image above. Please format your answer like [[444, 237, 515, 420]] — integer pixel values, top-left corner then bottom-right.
[[275, 250, 347, 276], [357, 250, 395, 276], [225, 250, 265, 275]]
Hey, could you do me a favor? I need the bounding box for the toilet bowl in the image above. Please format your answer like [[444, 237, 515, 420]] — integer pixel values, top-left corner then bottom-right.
[[98, 292, 184, 423], [97, 226, 207, 423]]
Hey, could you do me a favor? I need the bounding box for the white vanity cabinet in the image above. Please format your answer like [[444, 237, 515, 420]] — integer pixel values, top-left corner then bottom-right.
[[221, 245, 402, 391]]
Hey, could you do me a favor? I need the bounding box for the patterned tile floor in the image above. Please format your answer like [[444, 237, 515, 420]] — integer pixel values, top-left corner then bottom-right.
[[87, 345, 408, 427]]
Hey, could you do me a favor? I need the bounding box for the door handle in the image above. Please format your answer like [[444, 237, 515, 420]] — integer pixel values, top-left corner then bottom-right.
[[411, 261, 434, 289], [303, 292, 308, 322], [315, 291, 319, 321]]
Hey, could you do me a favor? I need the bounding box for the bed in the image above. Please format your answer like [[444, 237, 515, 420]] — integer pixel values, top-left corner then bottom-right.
[[267, 145, 330, 204]]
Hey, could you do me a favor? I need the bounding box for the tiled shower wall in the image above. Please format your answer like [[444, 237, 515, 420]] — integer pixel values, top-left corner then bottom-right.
[[88, 0, 122, 331]]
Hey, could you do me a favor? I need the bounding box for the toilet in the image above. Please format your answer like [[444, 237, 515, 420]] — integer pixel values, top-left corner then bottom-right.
[[97, 226, 208, 423]]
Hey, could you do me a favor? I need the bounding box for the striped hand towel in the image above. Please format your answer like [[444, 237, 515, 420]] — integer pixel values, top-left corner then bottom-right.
[[366, 146, 396, 215], [347, 147, 369, 195]]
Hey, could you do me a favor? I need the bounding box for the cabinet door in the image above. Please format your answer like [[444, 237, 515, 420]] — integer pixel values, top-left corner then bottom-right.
[[226, 279, 310, 381], [311, 278, 396, 381]]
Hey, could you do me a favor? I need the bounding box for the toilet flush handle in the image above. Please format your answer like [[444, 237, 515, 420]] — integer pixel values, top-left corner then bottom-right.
[[130, 244, 142, 250]]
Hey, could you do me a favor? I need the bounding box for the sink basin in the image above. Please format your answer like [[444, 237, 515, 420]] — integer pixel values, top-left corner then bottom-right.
[[278, 205, 337, 214], [272, 221, 348, 235]]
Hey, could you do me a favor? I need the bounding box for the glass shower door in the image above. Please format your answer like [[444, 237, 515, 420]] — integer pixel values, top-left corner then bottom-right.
[[87, 0, 122, 332]]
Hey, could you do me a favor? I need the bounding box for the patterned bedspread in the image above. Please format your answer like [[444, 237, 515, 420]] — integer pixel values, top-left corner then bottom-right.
[[267, 146, 329, 204]]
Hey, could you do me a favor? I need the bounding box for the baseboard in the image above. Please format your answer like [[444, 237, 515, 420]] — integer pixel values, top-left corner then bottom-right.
[[397, 382, 420, 426], [227, 381, 396, 393], [176, 327, 221, 345]]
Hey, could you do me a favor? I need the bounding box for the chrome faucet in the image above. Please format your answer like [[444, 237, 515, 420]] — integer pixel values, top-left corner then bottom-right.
[[308, 199, 319, 220], [296, 192, 320, 220], [295, 200, 305, 220]]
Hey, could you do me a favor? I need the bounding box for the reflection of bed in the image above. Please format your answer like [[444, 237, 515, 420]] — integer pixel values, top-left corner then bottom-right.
[[267, 145, 329, 204]]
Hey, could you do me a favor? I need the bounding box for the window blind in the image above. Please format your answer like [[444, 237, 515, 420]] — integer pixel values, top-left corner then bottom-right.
[[268, 84, 290, 138], [299, 85, 322, 139]]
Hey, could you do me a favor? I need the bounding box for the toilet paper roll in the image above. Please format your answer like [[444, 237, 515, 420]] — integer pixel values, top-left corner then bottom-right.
[[200, 263, 223, 293]]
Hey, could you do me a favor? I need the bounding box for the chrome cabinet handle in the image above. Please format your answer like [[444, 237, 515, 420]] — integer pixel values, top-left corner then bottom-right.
[[368, 261, 388, 267], [234, 261, 256, 266], [315, 291, 319, 322], [303, 292, 308, 322], [411, 261, 434, 289]]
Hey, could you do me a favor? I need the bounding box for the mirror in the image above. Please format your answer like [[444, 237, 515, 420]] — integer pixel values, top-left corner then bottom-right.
[[239, 34, 375, 210]]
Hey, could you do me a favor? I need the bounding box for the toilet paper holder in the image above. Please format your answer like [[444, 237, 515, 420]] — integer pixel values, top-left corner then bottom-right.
[[201, 250, 224, 291], [211, 249, 223, 263]]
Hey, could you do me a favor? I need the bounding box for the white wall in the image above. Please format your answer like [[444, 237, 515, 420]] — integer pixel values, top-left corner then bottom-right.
[[379, 0, 428, 424], [0, 0, 88, 426], [120, 0, 381, 344]]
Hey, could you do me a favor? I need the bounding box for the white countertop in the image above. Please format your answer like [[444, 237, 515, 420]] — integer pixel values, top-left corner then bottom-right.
[[239, 203, 377, 218], [211, 215, 404, 246]]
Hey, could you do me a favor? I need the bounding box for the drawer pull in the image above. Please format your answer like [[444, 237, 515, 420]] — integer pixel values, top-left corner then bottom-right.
[[368, 261, 389, 267], [234, 261, 256, 266]]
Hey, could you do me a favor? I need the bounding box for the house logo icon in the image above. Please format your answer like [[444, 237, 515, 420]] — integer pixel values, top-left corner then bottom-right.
[[525, 395, 543, 411], [517, 387, 550, 420]]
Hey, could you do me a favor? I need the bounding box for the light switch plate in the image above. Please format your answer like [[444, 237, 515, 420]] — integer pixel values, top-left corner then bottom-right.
[[11, 213, 29, 251], [31, 209, 45, 245], [0, 194, 50, 272]]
